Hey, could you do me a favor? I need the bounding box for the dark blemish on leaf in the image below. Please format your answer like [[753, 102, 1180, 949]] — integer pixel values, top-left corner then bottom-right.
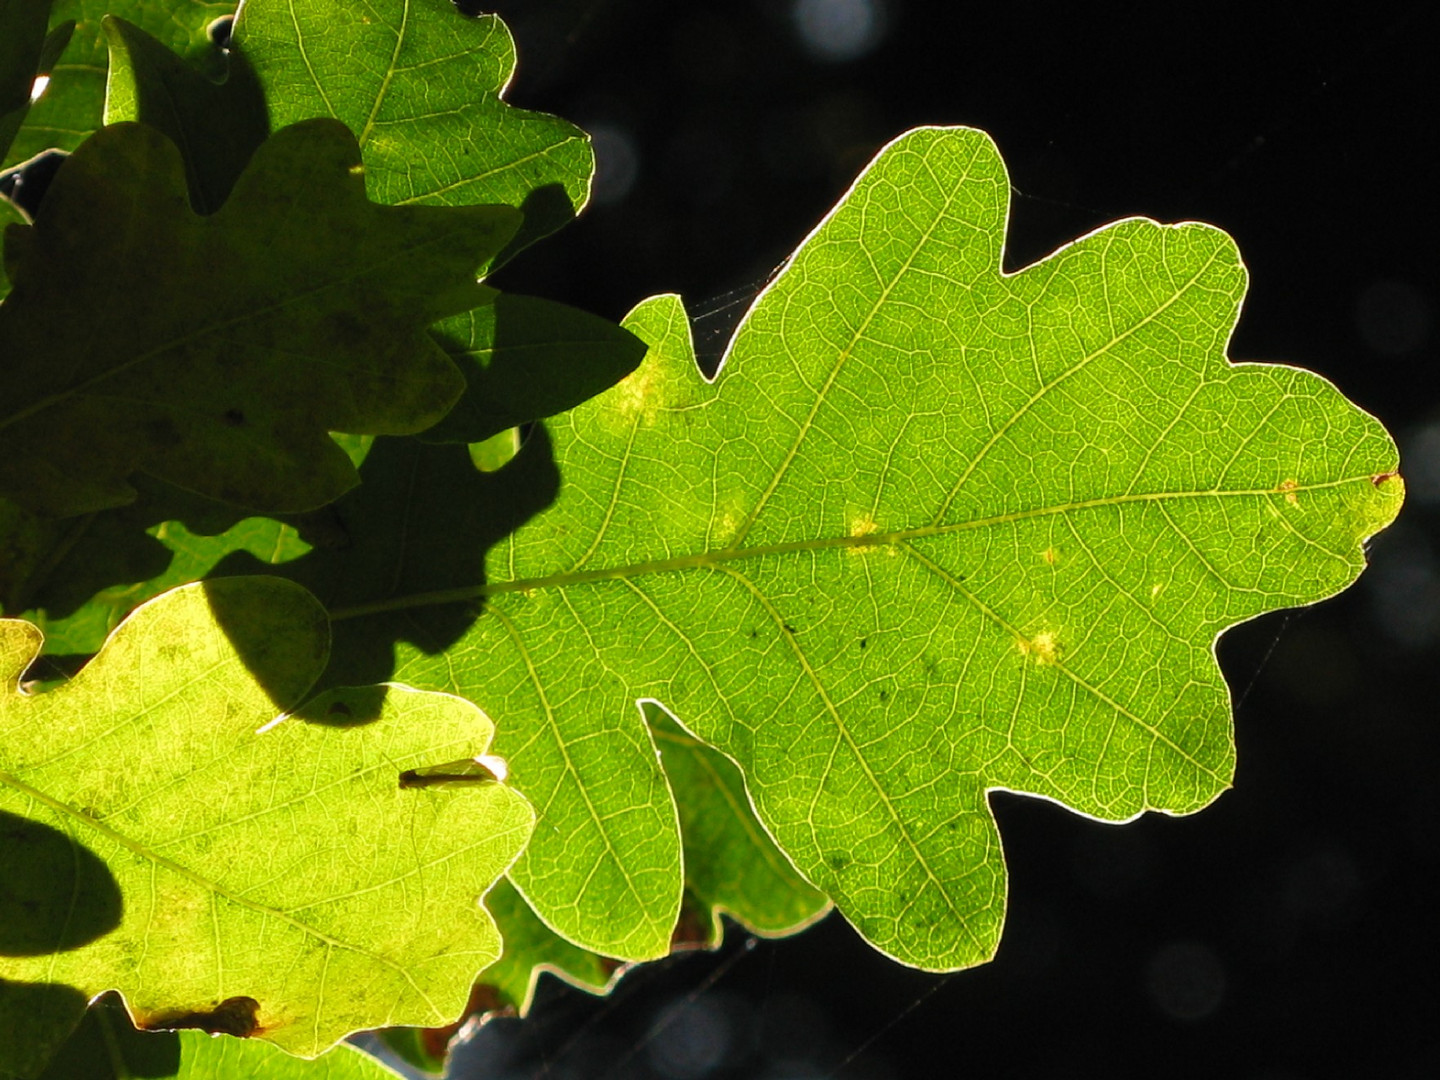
[[830, 855, 850, 873], [328, 701, 352, 718], [222, 408, 245, 426], [1373, 470, 1400, 486], [138, 996, 261, 1038], [748, 628, 758, 639], [783, 623, 797, 634], [879, 689, 889, 701], [860, 638, 868, 649]]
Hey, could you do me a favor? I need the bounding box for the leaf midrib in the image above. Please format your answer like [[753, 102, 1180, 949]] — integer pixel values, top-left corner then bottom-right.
[[328, 476, 1361, 621]]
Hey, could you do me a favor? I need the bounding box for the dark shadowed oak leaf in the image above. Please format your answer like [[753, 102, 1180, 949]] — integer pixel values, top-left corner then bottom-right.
[[0, 577, 533, 1078], [0, 118, 518, 518]]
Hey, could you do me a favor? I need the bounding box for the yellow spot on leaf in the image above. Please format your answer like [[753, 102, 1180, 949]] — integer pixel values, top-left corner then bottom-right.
[[611, 362, 663, 426], [1017, 629, 1062, 665], [1040, 547, 1059, 565], [845, 513, 886, 554], [1277, 478, 1299, 506], [849, 514, 879, 538]]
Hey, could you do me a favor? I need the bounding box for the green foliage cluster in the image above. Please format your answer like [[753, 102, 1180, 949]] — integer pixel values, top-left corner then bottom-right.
[[0, 1, 1403, 1076]]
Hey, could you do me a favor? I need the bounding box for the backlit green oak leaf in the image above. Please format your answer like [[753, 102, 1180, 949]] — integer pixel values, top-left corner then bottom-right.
[[5, 294, 639, 642], [343, 125, 1398, 972], [233, 0, 593, 263], [36, 994, 405, 1080], [316, 438, 681, 962], [647, 704, 829, 941], [0, 577, 534, 1075], [373, 877, 626, 1075], [5, 440, 371, 651], [473, 878, 623, 1012], [376, 698, 830, 1069], [102, 15, 268, 214], [168, 433, 676, 962], [2, 1, 228, 171], [463, 700, 828, 1021], [9, 433, 674, 962], [0, 118, 518, 517]]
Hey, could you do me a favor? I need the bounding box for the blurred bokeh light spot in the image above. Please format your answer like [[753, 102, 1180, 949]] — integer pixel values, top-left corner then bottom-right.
[[1354, 279, 1432, 355], [1281, 845, 1361, 928], [646, 995, 738, 1078], [589, 124, 641, 206], [1144, 940, 1226, 1021], [1401, 421, 1440, 506], [791, 0, 890, 62], [1365, 521, 1440, 648]]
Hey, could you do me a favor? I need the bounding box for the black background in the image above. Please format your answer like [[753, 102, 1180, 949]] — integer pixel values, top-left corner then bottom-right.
[[453, 1, 1440, 1079]]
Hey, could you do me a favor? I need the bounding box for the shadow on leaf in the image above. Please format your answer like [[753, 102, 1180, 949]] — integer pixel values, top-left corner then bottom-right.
[[36, 991, 181, 1080], [207, 428, 560, 695], [0, 810, 122, 956], [200, 576, 330, 711], [491, 181, 577, 272], [0, 978, 93, 1079]]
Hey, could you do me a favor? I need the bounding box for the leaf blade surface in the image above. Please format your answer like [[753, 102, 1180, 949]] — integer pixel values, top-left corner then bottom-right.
[[0, 577, 534, 1070], [373, 128, 1399, 969]]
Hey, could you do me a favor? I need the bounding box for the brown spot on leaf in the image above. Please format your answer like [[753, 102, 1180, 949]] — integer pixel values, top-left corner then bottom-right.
[[136, 995, 261, 1038], [1373, 470, 1401, 487]]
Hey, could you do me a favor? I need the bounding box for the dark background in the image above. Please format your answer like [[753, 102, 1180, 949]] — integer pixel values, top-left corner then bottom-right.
[[467, 1, 1438, 1077]]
